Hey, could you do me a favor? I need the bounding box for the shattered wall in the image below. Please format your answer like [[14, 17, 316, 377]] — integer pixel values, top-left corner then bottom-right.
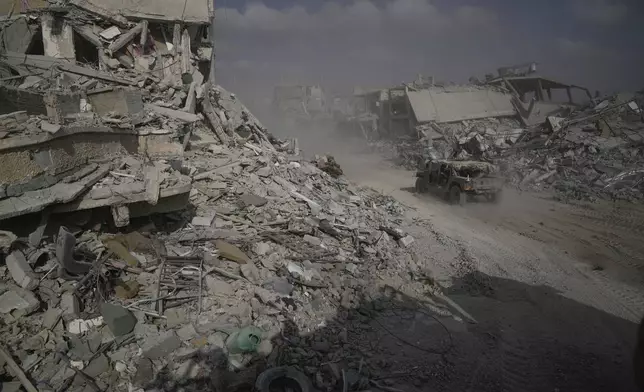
[[0, 131, 140, 184], [0, 86, 48, 116]]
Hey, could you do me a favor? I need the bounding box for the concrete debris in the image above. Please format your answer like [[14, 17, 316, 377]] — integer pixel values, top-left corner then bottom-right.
[[0, 287, 39, 315], [6, 250, 37, 290], [142, 332, 181, 359], [100, 303, 136, 336], [68, 317, 104, 334], [60, 292, 80, 317], [40, 120, 61, 134], [191, 215, 214, 227], [364, 76, 643, 202], [398, 235, 415, 248], [315, 155, 344, 178], [0, 5, 446, 391], [215, 240, 251, 264]]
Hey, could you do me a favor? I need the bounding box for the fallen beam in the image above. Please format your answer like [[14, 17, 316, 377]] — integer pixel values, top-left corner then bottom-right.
[[0, 165, 110, 221], [200, 83, 229, 145], [70, 0, 129, 27], [107, 22, 145, 56], [72, 24, 103, 48], [1, 52, 136, 85], [144, 104, 201, 123]]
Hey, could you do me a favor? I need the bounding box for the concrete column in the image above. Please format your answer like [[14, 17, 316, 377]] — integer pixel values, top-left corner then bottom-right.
[[536, 79, 545, 101], [209, 15, 216, 83], [40, 13, 75, 60], [566, 87, 573, 104]]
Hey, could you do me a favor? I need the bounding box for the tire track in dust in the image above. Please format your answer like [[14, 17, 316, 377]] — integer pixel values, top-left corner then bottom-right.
[[585, 270, 644, 322]]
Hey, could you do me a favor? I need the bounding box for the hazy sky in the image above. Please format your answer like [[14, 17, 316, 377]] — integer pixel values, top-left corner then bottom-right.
[[214, 0, 644, 102]]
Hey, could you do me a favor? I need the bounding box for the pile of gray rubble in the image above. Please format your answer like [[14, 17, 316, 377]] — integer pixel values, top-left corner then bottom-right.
[[0, 2, 450, 392], [373, 92, 644, 202]]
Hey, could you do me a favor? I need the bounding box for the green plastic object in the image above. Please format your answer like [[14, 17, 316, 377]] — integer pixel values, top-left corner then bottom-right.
[[227, 326, 263, 354]]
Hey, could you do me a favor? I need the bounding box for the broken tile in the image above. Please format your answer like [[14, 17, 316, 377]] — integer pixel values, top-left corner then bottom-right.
[[215, 240, 250, 264]]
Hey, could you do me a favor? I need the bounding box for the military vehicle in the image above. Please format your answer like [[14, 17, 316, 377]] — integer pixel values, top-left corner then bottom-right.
[[415, 160, 503, 205]]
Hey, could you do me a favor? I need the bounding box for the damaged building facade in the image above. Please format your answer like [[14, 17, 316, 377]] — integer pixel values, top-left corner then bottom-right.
[[0, 0, 217, 221], [351, 66, 644, 202]]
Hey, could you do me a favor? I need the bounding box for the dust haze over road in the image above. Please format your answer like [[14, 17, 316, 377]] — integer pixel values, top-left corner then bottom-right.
[[212, 1, 644, 389], [262, 116, 644, 391]]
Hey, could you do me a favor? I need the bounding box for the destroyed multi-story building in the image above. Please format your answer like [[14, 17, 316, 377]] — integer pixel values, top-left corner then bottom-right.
[[353, 67, 643, 202], [0, 2, 436, 391], [272, 84, 329, 123], [0, 0, 217, 221]]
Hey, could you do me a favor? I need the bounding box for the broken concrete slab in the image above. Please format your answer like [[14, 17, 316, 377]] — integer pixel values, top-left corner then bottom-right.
[[165, 308, 188, 328], [191, 215, 214, 227], [53, 181, 191, 215], [133, 358, 154, 387], [40, 120, 61, 134], [142, 332, 181, 359], [71, 0, 211, 24], [111, 205, 130, 227], [84, 354, 110, 378], [240, 263, 261, 284], [184, 82, 197, 113], [61, 292, 80, 317], [176, 324, 197, 341], [144, 104, 201, 123], [215, 240, 250, 264], [398, 235, 415, 248], [239, 193, 268, 207], [6, 250, 38, 290], [2, 52, 137, 86], [87, 87, 144, 117], [1, 18, 37, 53], [205, 276, 235, 296], [42, 307, 63, 329], [303, 235, 322, 247], [0, 382, 22, 392], [144, 164, 161, 205], [100, 303, 137, 336], [0, 287, 39, 315], [107, 21, 145, 55], [0, 164, 110, 220]]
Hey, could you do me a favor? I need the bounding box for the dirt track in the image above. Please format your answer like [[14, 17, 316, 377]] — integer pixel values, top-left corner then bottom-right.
[[343, 152, 644, 391], [268, 123, 644, 390]]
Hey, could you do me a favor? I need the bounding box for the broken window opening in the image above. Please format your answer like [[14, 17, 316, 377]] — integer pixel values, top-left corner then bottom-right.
[[25, 27, 44, 55], [390, 100, 408, 116], [73, 32, 99, 65]]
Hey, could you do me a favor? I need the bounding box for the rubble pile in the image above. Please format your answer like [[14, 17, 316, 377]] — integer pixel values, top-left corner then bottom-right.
[[0, 4, 439, 391], [370, 92, 644, 201], [501, 93, 644, 201], [369, 117, 524, 170]]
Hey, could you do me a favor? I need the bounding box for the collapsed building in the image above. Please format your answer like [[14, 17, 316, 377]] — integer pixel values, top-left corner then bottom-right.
[[272, 84, 330, 123], [0, 2, 449, 392], [347, 66, 644, 202], [0, 0, 218, 221]]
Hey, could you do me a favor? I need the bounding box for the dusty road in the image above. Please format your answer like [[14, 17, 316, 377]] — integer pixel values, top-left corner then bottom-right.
[[333, 151, 644, 391], [270, 123, 644, 391]]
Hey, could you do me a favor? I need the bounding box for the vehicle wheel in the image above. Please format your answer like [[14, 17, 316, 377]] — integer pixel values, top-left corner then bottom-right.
[[415, 178, 428, 193], [449, 186, 466, 206]]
